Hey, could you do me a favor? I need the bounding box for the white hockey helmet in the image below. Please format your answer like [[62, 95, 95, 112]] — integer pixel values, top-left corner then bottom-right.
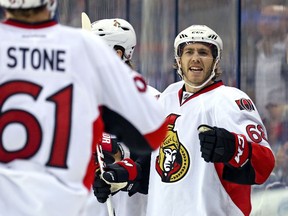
[[174, 25, 223, 60], [0, 0, 57, 18], [174, 25, 223, 89], [91, 18, 136, 61]]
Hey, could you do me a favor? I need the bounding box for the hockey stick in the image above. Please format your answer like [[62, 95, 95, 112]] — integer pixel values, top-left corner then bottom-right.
[[198, 125, 212, 133], [81, 12, 92, 31], [81, 12, 115, 216]]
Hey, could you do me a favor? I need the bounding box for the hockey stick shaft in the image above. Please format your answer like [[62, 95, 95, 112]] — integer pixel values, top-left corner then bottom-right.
[[81, 12, 115, 215], [81, 12, 115, 216]]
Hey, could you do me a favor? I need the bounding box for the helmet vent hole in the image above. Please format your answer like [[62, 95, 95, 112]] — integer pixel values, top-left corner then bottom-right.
[[179, 34, 188, 39], [208, 34, 218, 40], [97, 29, 105, 36], [121, 27, 129, 31]]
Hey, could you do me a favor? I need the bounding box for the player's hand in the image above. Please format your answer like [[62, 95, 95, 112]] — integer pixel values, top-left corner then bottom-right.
[[93, 158, 142, 203], [93, 168, 127, 203], [97, 132, 130, 164], [102, 158, 142, 196], [198, 125, 251, 167], [93, 169, 111, 203]]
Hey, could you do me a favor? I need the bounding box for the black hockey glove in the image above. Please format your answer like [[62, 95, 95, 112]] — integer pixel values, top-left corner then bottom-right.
[[93, 158, 142, 203], [198, 125, 251, 168]]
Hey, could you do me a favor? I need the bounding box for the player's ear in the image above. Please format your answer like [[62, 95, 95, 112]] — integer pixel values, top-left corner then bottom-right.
[[176, 57, 182, 69], [116, 49, 124, 59]]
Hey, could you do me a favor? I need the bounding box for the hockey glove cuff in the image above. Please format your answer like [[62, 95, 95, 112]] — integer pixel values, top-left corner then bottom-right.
[[96, 132, 130, 164], [228, 133, 251, 168]]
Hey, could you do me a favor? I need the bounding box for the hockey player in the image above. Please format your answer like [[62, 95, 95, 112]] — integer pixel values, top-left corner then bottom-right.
[[93, 25, 275, 216], [0, 1, 167, 216], [83, 18, 160, 216], [90, 18, 161, 97]]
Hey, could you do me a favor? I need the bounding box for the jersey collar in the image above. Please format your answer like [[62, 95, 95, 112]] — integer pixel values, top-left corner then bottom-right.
[[3, 18, 58, 29], [178, 80, 224, 106]]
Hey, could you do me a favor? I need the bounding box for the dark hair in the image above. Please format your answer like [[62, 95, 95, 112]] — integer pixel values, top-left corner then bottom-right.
[[6, 5, 47, 18]]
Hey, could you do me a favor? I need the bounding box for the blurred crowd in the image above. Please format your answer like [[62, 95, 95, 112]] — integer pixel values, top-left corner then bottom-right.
[[247, 3, 288, 192]]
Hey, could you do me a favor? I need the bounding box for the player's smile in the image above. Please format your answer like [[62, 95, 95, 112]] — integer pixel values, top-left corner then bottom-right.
[[186, 65, 204, 81], [187, 65, 205, 80], [188, 66, 203, 73]]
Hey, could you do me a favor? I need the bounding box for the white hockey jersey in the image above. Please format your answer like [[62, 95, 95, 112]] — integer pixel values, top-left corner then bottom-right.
[[146, 81, 275, 216], [0, 19, 166, 216]]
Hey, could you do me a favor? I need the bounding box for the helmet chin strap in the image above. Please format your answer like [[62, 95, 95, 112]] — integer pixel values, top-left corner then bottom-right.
[[47, 0, 57, 19], [176, 58, 219, 90]]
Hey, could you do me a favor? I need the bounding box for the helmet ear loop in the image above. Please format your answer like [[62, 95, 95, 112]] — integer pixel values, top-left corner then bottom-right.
[[175, 57, 184, 80], [47, 0, 57, 18], [210, 57, 220, 79], [123, 53, 131, 62], [123, 46, 135, 62]]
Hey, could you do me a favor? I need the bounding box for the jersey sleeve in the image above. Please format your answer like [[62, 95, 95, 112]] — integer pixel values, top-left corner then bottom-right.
[[147, 85, 161, 98], [85, 35, 167, 156], [215, 88, 275, 185]]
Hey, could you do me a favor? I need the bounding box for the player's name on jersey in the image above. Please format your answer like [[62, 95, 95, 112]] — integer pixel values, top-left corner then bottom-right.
[[1, 44, 70, 73]]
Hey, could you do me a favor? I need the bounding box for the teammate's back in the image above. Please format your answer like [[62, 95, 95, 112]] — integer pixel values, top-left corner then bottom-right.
[[0, 1, 167, 215]]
